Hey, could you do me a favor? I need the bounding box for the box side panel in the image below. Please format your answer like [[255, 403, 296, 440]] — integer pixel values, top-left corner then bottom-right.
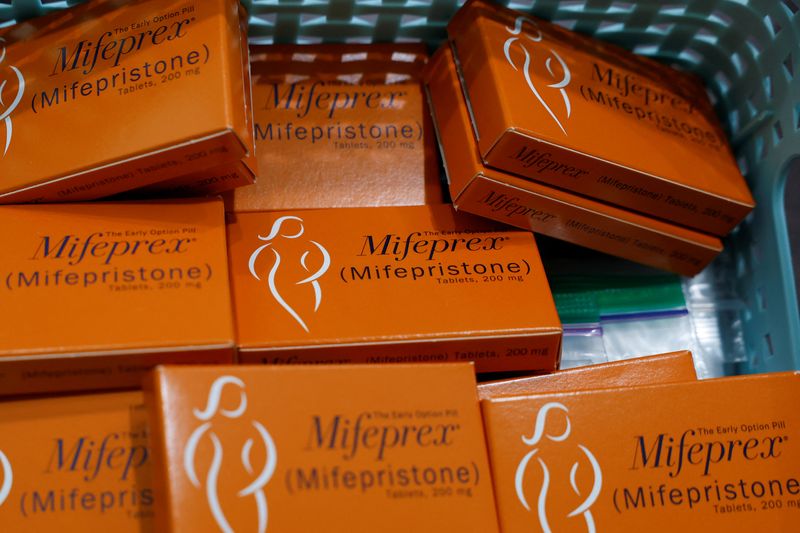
[[136, 158, 255, 196], [240, 333, 561, 373], [0, 133, 246, 203], [143, 369, 176, 533], [0, 346, 234, 396], [458, 176, 720, 276], [478, 350, 696, 399], [487, 131, 752, 236]]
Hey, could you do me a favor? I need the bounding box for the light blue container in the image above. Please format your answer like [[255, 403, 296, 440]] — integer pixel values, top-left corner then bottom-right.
[[2, 0, 798, 373]]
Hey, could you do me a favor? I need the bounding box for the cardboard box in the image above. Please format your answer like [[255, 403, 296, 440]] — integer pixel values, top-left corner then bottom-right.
[[446, 0, 754, 236], [0, 199, 234, 395], [0, 0, 254, 203], [0, 391, 153, 531], [146, 363, 500, 533], [478, 351, 697, 400], [425, 45, 722, 277], [481, 372, 800, 532], [227, 204, 562, 373], [225, 43, 443, 212]]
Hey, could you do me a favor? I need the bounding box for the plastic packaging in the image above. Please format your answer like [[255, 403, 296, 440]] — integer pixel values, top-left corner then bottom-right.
[[560, 324, 606, 369], [541, 237, 736, 378]]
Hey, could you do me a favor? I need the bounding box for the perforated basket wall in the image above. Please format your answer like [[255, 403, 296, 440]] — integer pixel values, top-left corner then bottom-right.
[[2, 0, 799, 373]]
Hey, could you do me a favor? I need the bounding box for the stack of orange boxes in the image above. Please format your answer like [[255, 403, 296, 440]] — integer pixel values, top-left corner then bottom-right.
[[0, 0, 794, 531]]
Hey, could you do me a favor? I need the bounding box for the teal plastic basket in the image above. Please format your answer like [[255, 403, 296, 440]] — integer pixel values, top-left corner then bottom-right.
[[2, 0, 799, 373]]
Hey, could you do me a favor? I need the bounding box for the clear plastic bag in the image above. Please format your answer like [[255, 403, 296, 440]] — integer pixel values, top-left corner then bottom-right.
[[600, 309, 696, 365], [560, 324, 606, 369], [540, 238, 713, 375], [682, 265, 748, 378]]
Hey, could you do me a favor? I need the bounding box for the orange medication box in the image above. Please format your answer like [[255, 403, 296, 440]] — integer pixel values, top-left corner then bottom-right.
[[478, 350, 697, 400], [227, 43, 442, 212], [0, 199, 234, 395], [0, 391, 153, 531], [481, 372, 800, 532], [425, 45, 722, 276], [0, 0, 254, 203], [226, 204, 562, 373], [146, 363, 500, 533], [447, 0, 754, 236]]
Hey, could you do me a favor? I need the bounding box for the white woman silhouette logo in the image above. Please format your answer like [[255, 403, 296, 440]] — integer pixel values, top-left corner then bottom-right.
[[184, 376, 277, 533], [248, 216, 331, 332], [515, 402, 602, 533], [0, 37, 25, 157], [0, 448, 11, 508], [503, 16, 572, 135]]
